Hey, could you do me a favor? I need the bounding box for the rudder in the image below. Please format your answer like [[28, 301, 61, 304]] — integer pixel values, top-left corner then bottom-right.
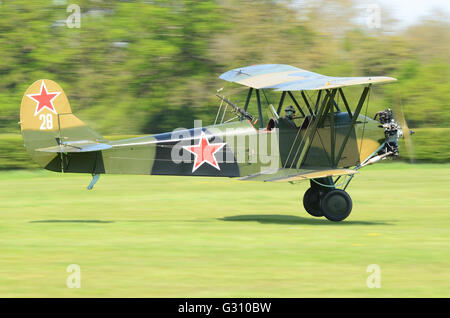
[[20, 79, 105, 170]]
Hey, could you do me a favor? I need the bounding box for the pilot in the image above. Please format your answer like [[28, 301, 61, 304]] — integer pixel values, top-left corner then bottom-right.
[[284, 105, 297, 128]]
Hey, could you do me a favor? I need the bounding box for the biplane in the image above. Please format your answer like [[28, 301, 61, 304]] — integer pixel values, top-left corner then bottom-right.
[[20, 64, 411, 222]]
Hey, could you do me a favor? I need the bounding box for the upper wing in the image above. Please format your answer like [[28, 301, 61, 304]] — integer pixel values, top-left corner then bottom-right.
[[219, 64, 396, 91], [239, 168, 357, 182]]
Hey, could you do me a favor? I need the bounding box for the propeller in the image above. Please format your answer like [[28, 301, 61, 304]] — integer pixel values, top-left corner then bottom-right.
[[392, 96, 415, 163]]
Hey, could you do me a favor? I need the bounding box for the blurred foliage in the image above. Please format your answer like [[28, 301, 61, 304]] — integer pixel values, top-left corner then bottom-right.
[[398, 128, 450, 163], [0, 0, 448, 136], [0, 134, 39, 169]]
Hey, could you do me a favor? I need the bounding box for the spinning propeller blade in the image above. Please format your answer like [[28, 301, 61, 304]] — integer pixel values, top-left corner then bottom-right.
[[393, 102, 415, 163]]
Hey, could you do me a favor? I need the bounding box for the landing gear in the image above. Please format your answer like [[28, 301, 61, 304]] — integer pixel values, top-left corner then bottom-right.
[[321, 189, 352, 222], [302, 187, 323, 217], [301, 177, 353, 222]]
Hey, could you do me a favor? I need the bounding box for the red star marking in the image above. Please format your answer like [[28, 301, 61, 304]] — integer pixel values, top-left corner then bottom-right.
[[27, 81, 61, 116], [183, 131, 226, 172]]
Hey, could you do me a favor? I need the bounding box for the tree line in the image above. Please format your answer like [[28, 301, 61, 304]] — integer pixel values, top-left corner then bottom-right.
[[0, 0, 448, 135]]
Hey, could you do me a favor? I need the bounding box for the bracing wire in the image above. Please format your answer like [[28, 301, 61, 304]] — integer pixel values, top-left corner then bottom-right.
[[287, 118, 313, 170], [359, 87, 371, 156], [283, 125, 303, 169], [261, 89, 271, 106]]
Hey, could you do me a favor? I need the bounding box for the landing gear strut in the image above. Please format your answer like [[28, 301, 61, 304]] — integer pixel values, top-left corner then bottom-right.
[[302, 177, 353, 222]]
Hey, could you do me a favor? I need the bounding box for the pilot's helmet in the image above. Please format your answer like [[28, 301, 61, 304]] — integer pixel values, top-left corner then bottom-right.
[[285, 105, 296, 117]]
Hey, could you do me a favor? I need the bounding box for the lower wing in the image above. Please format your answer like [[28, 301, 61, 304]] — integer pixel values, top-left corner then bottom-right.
[[239, 168, 357, 182]]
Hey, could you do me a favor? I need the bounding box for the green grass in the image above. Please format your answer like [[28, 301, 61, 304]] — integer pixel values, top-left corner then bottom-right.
[[0, 163, 449, 297]]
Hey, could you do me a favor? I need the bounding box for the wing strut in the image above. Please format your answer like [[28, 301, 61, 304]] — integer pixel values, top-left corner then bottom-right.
[[287, 91, 305, 117], [276, 91, 286, 115], [239, 87, 254, 122], [255, 89, 264, 128], [277, 91, 307, 117], [295, 89, 337, 169], [243, 87, 253, 112], [300, 91, 315, 116], [339, 88, 352, 116], [335, 86, 370, 164], [314, 90, 322, 113], [330, 93, 336, 167]]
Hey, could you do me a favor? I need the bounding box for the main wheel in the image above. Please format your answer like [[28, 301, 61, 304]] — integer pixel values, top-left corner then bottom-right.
[[321, 189, 352, 222], [302, 187, 323, 217]]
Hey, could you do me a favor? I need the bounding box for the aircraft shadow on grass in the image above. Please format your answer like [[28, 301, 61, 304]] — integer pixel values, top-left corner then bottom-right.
[[29, 220, 114, 224], [29, 219, 209, 224], [218, 214, 392, 226], [29, 216, 392, 226]]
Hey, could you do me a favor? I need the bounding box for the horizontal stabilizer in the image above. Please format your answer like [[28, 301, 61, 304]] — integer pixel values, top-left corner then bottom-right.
[[36, 140, 112, 153], [239, 168, 357, 182]]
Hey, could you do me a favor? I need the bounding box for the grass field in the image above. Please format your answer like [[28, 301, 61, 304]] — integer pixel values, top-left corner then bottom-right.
[[0, 163, 449, 297]]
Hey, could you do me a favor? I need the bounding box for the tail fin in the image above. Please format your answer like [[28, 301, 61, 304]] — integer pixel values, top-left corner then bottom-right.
[[20, 79, 105, 171]]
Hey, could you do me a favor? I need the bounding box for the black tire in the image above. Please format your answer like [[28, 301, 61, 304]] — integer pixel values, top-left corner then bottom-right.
[[302, 187, 323, 217], [321, 189, 352, 222]]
